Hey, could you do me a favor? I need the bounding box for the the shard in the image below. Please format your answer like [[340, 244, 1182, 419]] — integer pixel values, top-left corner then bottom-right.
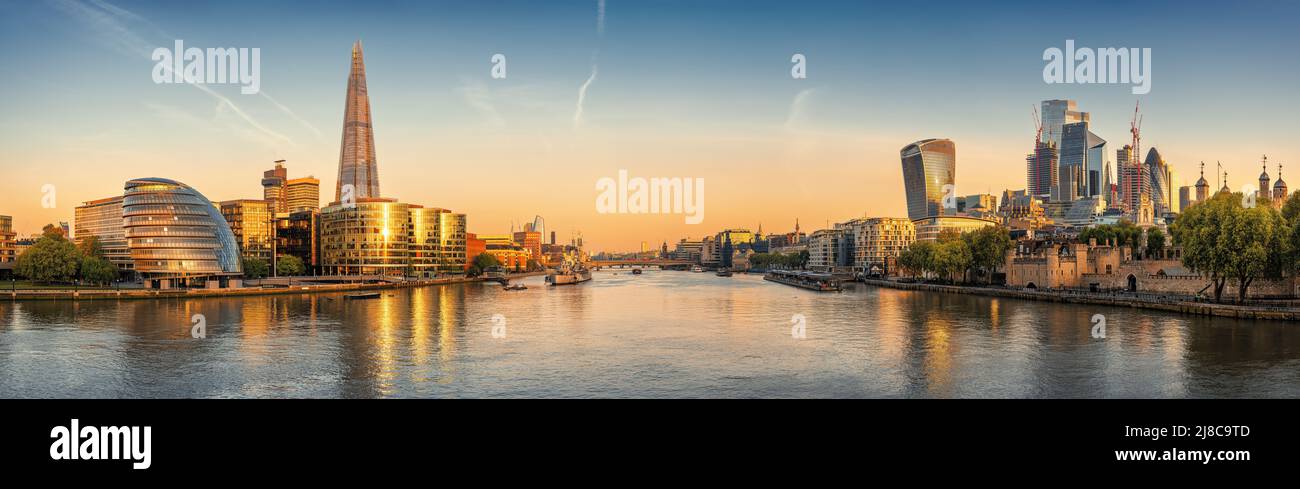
[[335, 40, 380, 202]]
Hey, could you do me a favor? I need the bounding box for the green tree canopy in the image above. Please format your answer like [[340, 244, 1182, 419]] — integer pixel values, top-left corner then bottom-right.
[[79, 256, 117, 285], [16, 236, 79, 283], [76, 235, 104, 259], [242, 257, 270, 279], [276, 255, 306, 276], [1171, 192, 1291, 301]]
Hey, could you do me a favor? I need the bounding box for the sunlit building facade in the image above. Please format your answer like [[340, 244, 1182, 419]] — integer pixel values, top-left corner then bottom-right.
[[438, 211, 468, 274], [220, 200, 275, 261], [320, 198, 411, 276], [0, 215, 15, 270], [286, 177, 320, 212], [409, 205, 442, 278], [73, 196, 132, 272], [901, 138, 956, 220], [911, 215, 998, 242], [277, 210, 320, 274], [122, 178, 242, 288], [843, 217, 915, 276]]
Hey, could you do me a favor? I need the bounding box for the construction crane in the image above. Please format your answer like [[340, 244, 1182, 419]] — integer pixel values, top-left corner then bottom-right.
[[1129, 101, 1143, 159], [1031, 104, 1042, 145]]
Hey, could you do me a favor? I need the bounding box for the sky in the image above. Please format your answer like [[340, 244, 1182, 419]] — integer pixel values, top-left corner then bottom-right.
[[1, 0, 1298, 251]]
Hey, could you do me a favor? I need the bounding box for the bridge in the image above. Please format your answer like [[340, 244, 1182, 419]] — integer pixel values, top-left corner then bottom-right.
[[588, 259, 696, 270]]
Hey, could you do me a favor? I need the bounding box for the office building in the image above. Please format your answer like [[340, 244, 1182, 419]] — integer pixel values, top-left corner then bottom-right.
[[262, 160, 288, 214], [123, 178, 242, 288], [901, 138, 956, 220], [1040, 100, 1089, 149], [74, 196, 132, 272], [220, 199, 275, 261], [286, 177, 320, 212], [336, 41, 381, 201]]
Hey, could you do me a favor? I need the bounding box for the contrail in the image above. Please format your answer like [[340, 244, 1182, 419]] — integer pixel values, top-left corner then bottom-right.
[[597, 0, 606, 36], [576, 0, 605, 127], [49, 0, 294, 147], [573, 64, 598, 127]]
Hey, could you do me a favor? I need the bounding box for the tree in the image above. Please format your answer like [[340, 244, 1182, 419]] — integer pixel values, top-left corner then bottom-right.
[[242, 257, 270, 279], [526, 259, 541, 272], [933, 239, 972, 283], [964, 226, 1012, 283], [467, 253, 501, 277], [77, 235, 104, 259], [79, 256, 117, 286], [41, 223, 67, 240], [1171, 192, 1289, 301], [1145, 228, 1167, 259], [898, 241, 936, 280], [15, 236, 79, 283], [276, 255, 306, 276], [1282, 192, 1300, 223]]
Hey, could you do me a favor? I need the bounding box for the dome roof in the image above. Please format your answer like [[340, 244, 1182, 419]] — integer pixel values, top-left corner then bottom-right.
[[1275, 178, 1288, 190], [1195, 176, 1209, 187]]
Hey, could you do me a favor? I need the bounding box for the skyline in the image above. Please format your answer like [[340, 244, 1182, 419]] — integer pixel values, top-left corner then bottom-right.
[[2, 0, 1298, 251]]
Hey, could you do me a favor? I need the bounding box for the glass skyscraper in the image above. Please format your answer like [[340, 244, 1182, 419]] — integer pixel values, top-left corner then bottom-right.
[[900, 139, 956, 220], [335, 41, 381, 202], [1040, 100, 1089, 150]]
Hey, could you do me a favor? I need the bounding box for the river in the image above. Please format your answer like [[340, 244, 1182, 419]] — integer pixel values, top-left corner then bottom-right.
[[2, 270, 1298, 398]]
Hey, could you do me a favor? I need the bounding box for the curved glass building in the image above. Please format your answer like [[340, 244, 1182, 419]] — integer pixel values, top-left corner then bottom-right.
[[900, 139, 956, 220], [123, 178, 242, 288]]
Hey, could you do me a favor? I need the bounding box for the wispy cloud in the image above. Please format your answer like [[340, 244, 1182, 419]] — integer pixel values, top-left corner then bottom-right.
[[261, 92, 324, 140], [457, 77, 506, 127], [784, 88, 817, 130], [573, 65, 598, 128], [48, 0, 295, 147]]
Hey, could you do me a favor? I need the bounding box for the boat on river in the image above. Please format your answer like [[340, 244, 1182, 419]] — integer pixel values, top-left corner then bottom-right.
[[763, 270, 841, 292]]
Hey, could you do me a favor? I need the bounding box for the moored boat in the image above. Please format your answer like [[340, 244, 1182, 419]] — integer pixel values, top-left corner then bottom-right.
[[763, 270, 841, 292]]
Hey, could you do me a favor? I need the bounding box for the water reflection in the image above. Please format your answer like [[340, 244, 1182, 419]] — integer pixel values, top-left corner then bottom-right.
[[1, 271, 1299, 398]]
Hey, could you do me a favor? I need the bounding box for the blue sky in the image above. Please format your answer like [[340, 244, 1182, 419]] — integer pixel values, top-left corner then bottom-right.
[[1, 0, 1297, 249]]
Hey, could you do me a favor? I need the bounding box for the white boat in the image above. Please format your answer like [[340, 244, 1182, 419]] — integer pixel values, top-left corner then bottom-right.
[[691, 266, 705, 272]]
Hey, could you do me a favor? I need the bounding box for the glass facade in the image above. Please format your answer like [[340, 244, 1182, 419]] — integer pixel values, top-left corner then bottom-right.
[[123, 178, 242, 282], [438, 211, 467, 274], [73, 196, 132, 272], [900, 138, 956, 220], [409, 206, 442, 278], [277, 210, 320, 272], [1145, 148, 1170, 214], [1040, 99, 1089, 149], [220, 200, 275, 260], [1086, 131, 1108, 200], [336, 41, 381, 202], [320, 199, 411, 276]]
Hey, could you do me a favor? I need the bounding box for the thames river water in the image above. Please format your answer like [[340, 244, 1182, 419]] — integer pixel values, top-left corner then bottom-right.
[[2, 270, 1299, 398]]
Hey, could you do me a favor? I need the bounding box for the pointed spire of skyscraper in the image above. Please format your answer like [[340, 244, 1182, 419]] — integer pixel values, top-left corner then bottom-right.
[[335, 39, 381, 202]]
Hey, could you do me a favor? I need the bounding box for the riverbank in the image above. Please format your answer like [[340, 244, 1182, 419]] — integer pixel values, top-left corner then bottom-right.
[[2, 271, 549, 301], [858, 278, 1300, 321]]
